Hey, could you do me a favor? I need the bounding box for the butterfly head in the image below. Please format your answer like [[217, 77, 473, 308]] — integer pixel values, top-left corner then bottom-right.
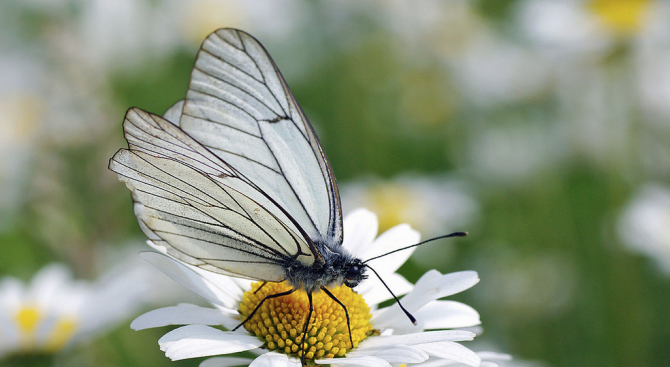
[[343, 258, 367, 288]]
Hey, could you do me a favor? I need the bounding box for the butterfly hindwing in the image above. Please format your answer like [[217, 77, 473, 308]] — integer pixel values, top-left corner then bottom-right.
[[109, 108, 316, 281], [177, 28, 343, 246]]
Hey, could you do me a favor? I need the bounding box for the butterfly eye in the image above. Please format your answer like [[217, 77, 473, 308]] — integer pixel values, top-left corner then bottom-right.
[[346, 265, 360, 280]]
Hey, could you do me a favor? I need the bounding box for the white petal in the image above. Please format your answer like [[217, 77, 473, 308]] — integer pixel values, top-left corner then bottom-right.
[[200, 357, 254, 367], [372, 270, 479, 328], [0, 305, 19, 347], [316, 355, 391, 367], [477, 351, 512, 361], [347, 344, 428, 363], [342, 208, 378, 257], [0, 278, 24, 309], [358, 273, 413, 307], [191, 266, 247, 301], [131, 304, 237, 330], [249, 352, 300, 367], [29, 263, 72, 306], [139, 252, 241, 309], [416, 341, 481, 366], [359, 330, 476, 349], [159, 325, 262, 360], [391, 301, 480, 333], [361, 224, 420, 272]]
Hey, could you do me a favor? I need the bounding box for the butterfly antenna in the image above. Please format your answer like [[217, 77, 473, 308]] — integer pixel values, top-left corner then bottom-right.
[[362, 231, 468, 264], [365, 265, 417, 325]]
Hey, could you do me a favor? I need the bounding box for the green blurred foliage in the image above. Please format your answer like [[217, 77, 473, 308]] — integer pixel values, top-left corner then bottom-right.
[[1, 1, 669, 367]]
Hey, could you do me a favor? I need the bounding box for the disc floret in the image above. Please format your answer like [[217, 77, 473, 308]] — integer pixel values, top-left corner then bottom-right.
[[238, 281, 374, 361]]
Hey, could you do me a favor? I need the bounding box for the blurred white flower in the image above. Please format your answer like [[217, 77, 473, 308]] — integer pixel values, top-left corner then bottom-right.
[[517, 0, 609, 56], [72, 0, 186, 73], [0, 49, 113, 228], [514, 0, 670, 173], [471, 243, 577, 321], [177, 0, 305, 46], [447, 34, 552, 108], [0, 261, 154, 359], [466, 123, 566, 184], [516, 0, 654, 57], [340, 176, 478, 236], [0, 54, 46, 225], [43, 0, 306, 75], [132, 209, 483, 367], [618, 184, 670, 274], [633, 3, 670, 123], [341, 176, 478, 269]]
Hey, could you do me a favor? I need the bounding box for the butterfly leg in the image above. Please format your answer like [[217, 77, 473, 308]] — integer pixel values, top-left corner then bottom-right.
[[300, 291, 314, 366], [320, 286, 354, 348], [232, 288, 295, 331], [253, 282, 268, 294]]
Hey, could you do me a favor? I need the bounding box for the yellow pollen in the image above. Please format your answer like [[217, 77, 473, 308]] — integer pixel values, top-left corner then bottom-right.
[[14, 306, 79, 352], [588, 0, 651, 35], [16, 307, 41, 335], [44, 317, 78, 352], [239, 281, 374, 361], [370, 184, 418, 233]]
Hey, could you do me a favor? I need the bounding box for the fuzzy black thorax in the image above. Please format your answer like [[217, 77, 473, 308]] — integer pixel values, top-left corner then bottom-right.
[[284, 245, 367, 293]]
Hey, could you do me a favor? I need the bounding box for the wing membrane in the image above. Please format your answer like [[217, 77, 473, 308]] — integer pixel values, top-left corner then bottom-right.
[[178, 28, 342, 245], [109, 108, 316, 280]]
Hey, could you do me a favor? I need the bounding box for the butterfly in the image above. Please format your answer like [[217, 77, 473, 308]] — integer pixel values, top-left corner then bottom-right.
[[109, 28, 464, 363]]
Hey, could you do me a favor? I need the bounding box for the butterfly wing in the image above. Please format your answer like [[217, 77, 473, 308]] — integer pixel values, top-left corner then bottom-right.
[[109, 108, 317, 281], [175, 28, 343, 246]]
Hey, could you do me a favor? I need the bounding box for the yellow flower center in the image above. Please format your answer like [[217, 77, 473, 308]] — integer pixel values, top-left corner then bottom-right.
[[16, 307, 41, 338], [369, 184, 423, 233], [588, 0, 652, 35], [238, 281, 374, 361], [44, 318, 78, 352], [14, 306, 79, 352]]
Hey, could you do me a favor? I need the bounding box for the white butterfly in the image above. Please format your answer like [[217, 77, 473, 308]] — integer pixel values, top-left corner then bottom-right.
[[109, 28, 462, 360], [108, 28, 358, 288]]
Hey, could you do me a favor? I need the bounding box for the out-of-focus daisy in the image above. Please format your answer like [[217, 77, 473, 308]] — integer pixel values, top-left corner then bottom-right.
[[618, 184, 670, 274], [0, 54, 46, 227], [633, 3, 670, 124], [340, 177, 478, 270], [515, 0, 670, 174], [177, 0, 305, 46], [516, 0, 655, 56], [340, 176, 478, 235], [132, 209, 482, 367], [470, 243, 576, 321], [447, 34, 551, 108], [0, 261, 154, 359], [466, 123, 566, 185]]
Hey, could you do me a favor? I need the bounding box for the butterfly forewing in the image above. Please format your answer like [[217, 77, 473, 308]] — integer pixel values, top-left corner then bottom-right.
[[178, 28, 343, 246], [109, 108, 316, 281]]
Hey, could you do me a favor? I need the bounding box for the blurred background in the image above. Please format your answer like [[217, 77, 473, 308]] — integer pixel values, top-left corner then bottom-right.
[[1, 0, 669, 366]]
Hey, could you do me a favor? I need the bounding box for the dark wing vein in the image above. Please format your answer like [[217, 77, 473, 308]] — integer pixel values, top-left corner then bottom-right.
[[137, 195, 288, 259], [114, 153, 296, 256], [202, 144, 282, 175]]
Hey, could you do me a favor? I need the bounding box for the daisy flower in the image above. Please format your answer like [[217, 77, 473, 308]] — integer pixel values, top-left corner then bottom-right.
[[0, 261, 153, 359], [132, 208, 482, 367], [340, 176, 478, 236], [516, 0, 655, 56], [617, 183, 670, 274]]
